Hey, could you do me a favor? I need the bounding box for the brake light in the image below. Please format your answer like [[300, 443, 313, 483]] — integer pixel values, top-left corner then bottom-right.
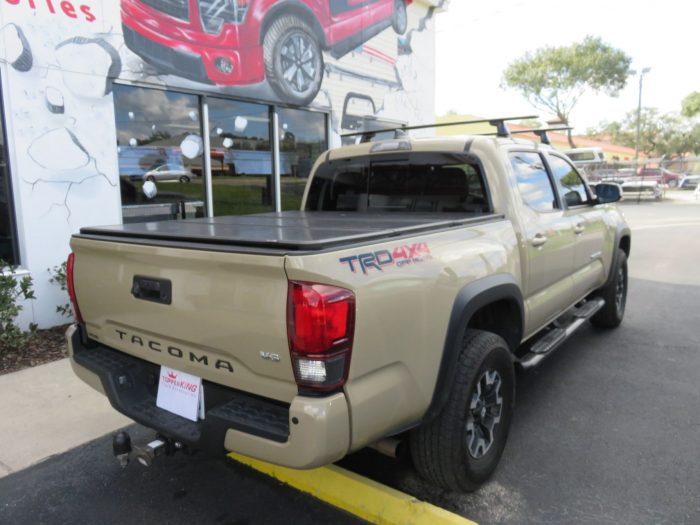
[[287, 281, 355, 392], [66, 252, 84, 324]]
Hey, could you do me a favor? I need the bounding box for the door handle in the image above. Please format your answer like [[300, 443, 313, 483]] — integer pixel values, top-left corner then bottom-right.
[[532, 233, 548, 247], [574, 223, 585, 235]]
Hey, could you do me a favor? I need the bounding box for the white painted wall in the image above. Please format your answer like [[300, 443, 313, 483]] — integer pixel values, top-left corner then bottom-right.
[[0, 0, 441, 328]]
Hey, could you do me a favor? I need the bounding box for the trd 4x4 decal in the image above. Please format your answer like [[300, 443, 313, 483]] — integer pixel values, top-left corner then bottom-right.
[[339, 242, 431, 274]]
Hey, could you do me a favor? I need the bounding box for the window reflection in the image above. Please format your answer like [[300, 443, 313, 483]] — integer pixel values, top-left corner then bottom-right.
[[208, 97, 273, 215], [510, 152, 558, 212], [278, 107, 327, 211], [113, 85, 205, 223], [547, 154, 590, 207]]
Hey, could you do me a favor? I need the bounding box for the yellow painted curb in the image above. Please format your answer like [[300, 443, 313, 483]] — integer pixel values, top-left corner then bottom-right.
[[228, 453, 477, 525]]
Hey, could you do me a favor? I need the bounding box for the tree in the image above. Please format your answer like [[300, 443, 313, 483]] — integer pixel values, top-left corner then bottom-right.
[[502, 36, 632, 147], [587, 108, 700, 160], [681, 91, 700, 118]]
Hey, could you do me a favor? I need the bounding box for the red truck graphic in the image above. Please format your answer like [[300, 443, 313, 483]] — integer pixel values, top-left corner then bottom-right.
[[121, 0, 411, 105]]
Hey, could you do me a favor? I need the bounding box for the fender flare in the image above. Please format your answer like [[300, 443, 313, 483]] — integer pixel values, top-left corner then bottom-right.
[[422, 274, 524, 424], [604, 226, 631, 288]]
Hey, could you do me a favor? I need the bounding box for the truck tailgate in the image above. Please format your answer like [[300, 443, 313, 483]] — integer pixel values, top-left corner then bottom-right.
[[70, 236, 296, 403]]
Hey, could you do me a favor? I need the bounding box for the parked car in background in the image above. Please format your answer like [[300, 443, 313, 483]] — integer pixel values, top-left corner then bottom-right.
[[143, 164, 195, 183], [588, 167, 635, 185], [637, 167, 681, 187], [563, 147, 606, 166], [679, 174, 700, 190], [621, 177, 664, 200]]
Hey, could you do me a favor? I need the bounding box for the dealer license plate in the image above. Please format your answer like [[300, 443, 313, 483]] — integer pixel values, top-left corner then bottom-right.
[[156, 366, 205, 422]]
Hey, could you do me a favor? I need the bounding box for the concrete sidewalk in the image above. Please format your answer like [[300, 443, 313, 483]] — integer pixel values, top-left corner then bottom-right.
[[0, 358, 130, 477]]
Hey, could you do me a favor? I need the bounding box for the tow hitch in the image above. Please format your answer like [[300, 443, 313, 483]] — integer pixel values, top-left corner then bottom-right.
[[112, 431, 186, 468]]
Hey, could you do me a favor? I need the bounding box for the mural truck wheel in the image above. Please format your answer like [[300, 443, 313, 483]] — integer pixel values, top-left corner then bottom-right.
[[263, 15, 323, 106], [392, 0, 408, 35]]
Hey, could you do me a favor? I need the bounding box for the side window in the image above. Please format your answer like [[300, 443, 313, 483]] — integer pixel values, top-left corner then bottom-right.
[[509, 152, 558, 212], [547, 154, 590, 207]]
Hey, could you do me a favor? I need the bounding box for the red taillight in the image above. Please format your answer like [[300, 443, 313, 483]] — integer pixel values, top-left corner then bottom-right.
[[287, 281, 355, 392], [66, 252, 84, 324]]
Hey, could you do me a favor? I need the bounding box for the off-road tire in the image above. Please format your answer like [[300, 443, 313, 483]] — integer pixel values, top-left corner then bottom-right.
[[591, 249, 628, 328], [410, 329, 515, 492], [263, 15, 323, 106], [392, 0, 408, 34]]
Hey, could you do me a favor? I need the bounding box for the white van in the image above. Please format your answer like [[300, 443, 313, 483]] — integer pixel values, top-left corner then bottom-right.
[[563, 147, 606, 165]]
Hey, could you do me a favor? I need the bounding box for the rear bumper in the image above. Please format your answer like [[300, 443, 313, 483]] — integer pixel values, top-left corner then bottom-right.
[[67, 325, 350, 469]]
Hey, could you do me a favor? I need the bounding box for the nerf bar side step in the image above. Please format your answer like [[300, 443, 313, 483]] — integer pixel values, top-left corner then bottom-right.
[[518, 298, 605, 370]]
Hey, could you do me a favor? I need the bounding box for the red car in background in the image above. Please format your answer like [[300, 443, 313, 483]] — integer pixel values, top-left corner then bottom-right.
[[637, 167, 681, 187], [121, 0, 411, 105]]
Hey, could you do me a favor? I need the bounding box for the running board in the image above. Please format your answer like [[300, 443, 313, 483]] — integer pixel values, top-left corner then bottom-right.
[[518, 298, 605, 370]]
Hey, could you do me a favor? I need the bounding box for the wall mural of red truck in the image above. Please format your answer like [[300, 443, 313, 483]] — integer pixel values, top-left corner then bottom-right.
[[121, 0, 412, 106]]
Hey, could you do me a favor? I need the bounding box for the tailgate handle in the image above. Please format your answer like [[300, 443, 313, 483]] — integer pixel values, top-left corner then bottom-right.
[[131, 276, 172, 305]]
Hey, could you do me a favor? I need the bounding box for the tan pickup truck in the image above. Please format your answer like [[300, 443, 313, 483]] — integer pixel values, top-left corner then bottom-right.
[[67, 121, 630, 492]]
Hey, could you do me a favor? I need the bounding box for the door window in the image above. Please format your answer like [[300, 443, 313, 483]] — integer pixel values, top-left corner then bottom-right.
[[510, 152, 558, 212], [547, 154, 590, 207]]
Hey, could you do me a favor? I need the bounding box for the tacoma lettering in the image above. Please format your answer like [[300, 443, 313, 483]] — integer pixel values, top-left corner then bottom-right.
[[113, 329, 233, 373]]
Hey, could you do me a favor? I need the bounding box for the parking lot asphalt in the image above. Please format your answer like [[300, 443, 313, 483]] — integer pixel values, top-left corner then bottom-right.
[[1, 196, 698, 525], [0, 423, 366, 525]]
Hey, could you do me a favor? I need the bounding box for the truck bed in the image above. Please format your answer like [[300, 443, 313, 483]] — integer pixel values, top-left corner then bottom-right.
[[78, 211, 502, 252]]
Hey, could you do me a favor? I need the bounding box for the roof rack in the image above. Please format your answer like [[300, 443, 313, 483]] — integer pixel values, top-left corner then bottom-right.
[[510, 126, 572, 145], [341, 115, 538, 143]]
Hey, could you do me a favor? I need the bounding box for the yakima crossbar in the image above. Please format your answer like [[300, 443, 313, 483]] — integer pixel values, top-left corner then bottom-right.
[[511, 126, 572, 145], [341, 115, 538, 142]]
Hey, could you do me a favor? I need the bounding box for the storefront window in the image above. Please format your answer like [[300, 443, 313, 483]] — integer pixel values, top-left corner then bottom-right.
[[113, 85, 206, 223], [0, 90, 18, 265], [208, 97, 273, 215], [278, 108, 327, 211]]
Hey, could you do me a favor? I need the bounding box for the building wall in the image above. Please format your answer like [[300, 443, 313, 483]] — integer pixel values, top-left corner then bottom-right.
[[0, 0, 444, 328]]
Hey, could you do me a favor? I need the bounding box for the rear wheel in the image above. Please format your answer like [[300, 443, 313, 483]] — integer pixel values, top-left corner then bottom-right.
[[410, 329, 514, 492], [591, 249, 628, 328], [263, 15, 323, 106]]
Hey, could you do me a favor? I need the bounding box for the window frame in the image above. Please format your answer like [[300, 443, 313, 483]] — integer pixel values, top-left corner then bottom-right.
[[111, 80, 330, 219], [0, 79, 20, 266]]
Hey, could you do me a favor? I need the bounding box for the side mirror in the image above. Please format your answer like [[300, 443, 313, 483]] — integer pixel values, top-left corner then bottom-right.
[[595, 182, 621, 204]]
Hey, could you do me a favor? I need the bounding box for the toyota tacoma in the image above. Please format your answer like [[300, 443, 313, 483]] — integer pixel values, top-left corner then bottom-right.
[[67, 118, 630, 491]]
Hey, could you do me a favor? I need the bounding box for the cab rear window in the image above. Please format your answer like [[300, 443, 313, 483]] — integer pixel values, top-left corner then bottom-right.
[[305, 153, 490, 213]]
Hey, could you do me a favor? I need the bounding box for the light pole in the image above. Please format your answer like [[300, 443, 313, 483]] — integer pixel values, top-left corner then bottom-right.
[[633, 67, 651, 163]]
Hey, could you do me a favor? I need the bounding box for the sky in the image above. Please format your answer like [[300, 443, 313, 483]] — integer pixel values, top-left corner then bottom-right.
[[435, 0, 700, 134]]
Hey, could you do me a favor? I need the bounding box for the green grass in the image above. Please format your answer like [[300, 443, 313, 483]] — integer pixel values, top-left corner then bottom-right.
[[130, 176, 306, 216]]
